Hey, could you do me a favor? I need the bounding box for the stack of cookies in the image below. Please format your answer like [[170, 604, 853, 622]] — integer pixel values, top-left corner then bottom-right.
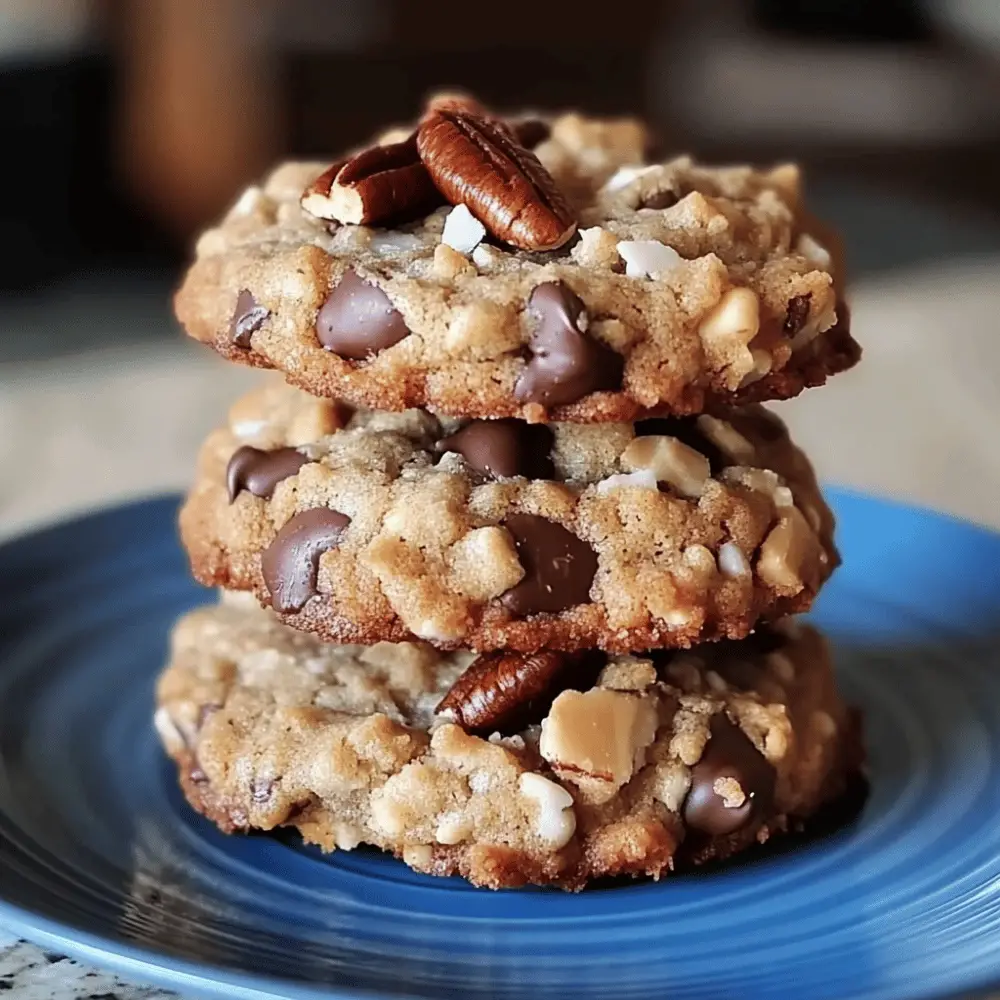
[[157, 95, 863, 890]]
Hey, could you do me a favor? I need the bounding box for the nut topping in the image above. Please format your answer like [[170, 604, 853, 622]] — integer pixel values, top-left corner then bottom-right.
[[621, 435, 710, 498], [436, 650, 575, 734], [540, 688, 658, 804], [518, 772, 576, 848], [416, 109, 577, 251], [757, 506, 820, 593], [301, 136, 441, 226], [299, 160, 346, 220]]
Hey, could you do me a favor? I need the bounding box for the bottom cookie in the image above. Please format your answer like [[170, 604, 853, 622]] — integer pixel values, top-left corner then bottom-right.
[[155, 594, 863, 890]]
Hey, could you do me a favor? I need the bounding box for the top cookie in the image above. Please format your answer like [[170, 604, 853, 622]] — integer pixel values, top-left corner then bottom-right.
[[175, 101, 859, 422]]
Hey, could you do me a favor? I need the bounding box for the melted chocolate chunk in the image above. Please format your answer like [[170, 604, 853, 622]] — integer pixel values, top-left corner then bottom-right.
[[784, 293, 813, 336], [316, 269, 411, 359], [437, 419, 554, 479], [261, 508, 351, 613], [229, 290, 271, 349], [683, 714, 776, 836], [226, 446, 309, 502], [514, 282, 623, 408], [500, 513, 598, 615]]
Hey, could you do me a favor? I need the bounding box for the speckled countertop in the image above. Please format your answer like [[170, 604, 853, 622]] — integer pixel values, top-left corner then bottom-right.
[[1, 259, 999, 997], [0, 932, 175, 999]]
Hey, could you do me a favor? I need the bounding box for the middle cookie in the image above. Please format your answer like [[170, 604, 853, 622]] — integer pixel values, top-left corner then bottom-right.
[[181, 381, 837, 653]]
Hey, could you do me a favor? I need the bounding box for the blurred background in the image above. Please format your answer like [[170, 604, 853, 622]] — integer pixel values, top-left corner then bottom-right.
[[1, 0, 1000, 535]]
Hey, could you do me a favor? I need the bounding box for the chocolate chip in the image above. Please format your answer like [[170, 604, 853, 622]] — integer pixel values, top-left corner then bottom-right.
[[512, 118, 551, 149], [683, 714, 776, 836], [261, 508, 351, 613], [226, 446, 310, 502], [783, 293, 813, 336], [229, 289, 270, 349], [500, 513, 598, 615], [641, 188, 680, 210], [189, 766, 209, 785], [514, 282, 623, 407], [635, 416, 726, 474], [437, 419, 554, 480], [316, 268, 411, 359]]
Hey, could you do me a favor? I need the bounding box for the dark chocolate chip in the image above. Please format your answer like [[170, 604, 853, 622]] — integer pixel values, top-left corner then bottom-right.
[[316, 268, 410, 359], [229, 289, 271, 348], [683, 714, 776, 836], [261, 508, 351, 613], [500, 513, 598, 615], [783, 293, 813, 336], [514, 282, 623, 408], [641, 188, 680, 210], [512, 118, 551, 149], [635, 415, 726, 474], [436, 419, 555, 480], [226, 446, 310, 502]]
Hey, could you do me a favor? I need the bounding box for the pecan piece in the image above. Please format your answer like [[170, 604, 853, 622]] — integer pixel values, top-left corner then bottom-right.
[[437, 650, 573, 734], [300, 136, 442, 226], [300, 159, 346, 219], [416, 110, 577, 252]]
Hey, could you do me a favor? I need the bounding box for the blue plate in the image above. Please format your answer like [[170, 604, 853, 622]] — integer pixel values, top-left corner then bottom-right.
[[1, 491, 1000, 1000]]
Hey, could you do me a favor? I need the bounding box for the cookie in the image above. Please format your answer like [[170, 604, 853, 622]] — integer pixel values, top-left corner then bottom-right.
[[155, 595, 862, 891], [174, 104, 859, 423], [179, 380, 837, 653]]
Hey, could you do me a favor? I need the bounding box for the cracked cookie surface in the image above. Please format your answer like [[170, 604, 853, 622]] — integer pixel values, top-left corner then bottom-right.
[[155, 595, 861, 890], [180, 380, 837, 653], [174, 109, 859, 423]]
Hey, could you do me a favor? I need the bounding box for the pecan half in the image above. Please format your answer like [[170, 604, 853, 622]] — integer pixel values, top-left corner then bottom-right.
[[300, 136, 442, 226], [437, 650, 572, 734], [416, 110, 577, 252]]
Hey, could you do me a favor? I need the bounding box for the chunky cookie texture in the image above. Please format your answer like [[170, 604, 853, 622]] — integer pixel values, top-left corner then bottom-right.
[[174, 103, 859, 422], [155, 596, 861, 890], [180, 381, 837, 653]]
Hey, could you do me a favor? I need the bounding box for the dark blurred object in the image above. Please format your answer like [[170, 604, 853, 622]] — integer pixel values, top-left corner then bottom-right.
[[289, 45, 657, 159], [2, 0, 1000, 301], [0, 54, 155, 291], [288, 0, 667, 159], [116, 0, 279, 244], [754, 0, 930, 41]]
